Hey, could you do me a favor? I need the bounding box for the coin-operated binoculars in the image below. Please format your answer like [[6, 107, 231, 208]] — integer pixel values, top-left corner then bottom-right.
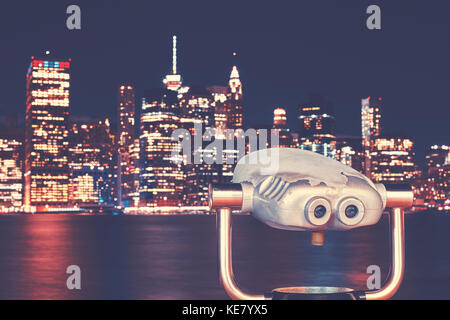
[[209, 148, 413, 300]]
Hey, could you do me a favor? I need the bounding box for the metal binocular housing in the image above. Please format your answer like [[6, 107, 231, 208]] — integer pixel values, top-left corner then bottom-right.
[[209, 148, 413, 300]]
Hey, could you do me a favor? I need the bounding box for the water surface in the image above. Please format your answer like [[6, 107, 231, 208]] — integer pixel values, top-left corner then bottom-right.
[[0, 213, 448, 299]]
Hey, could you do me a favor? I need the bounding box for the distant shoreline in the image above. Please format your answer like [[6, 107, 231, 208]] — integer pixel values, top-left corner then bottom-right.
[[0, 210, 446, 216]]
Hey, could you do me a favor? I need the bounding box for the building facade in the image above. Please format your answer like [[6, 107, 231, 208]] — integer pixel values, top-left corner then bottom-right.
[[298, 96, 336, 158], [208, 86, 228, 133], [139, 88, 184, 206], [370, 137, 420, 184], [0, 130, 23, 212], [117, 85, 137, 207], [24, 56, 71, 211], [225, 66, 243, 129], [361, 96, 382, 177], [69, 118, 118, 207], [272, 107, 296, 148], [419, 145, 449, 211], [179, 86, 217, 205]]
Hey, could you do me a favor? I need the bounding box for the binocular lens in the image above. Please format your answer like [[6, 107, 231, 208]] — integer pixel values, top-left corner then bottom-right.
[[345, 205, 359, 218], [314, 205, 327, 218]]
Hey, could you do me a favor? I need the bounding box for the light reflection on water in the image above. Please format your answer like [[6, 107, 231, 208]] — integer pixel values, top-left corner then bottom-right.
[[0, 213, 448, 299]]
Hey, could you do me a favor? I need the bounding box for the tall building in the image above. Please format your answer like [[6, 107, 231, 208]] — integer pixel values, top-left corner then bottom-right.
[[361, 96, 382, 176], [117, 84, 137, 207], [179, 86, 217, 205], [179, 86, 214, 130], [24, 56, 71, 211], [118, 85, 135, 149], [420, 145, 449, 211], [163, 35, 183, 92], [225, 66, 243, 129], [0, 129, 23, 212], [370, 137, 421, 184], [208, 86, 228, 132], [139, 88, 184, 206], [334, 135, 364, 172], [298, 95, 336, 157], [69, 118, 118, 206], [272, 107, 296, 148]]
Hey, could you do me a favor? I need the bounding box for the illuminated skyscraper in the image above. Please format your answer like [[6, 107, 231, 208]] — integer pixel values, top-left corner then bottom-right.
[[69, 118, 118, 206], [334, 135, 364, 172], [225, 66, 243, 129], [370, 137, 420, 184], [207, 86, 228, 132], [420, 145, 449, 211], [118, 85, 135, 149], [361, 96, 382, 176], [273, 107, 296, 148], [273, 107, 287, 128], [179, 86, 214, 130], [117, 85, 137, 207], [0, 129, 23, 212], [139, 88, 184, 206], [179, 86, 217, 205], [298, 95, 336, 157], [24, 56, 71, 211]]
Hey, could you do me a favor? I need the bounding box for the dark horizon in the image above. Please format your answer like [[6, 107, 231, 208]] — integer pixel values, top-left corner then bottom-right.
[[0, 0, 449, 163]]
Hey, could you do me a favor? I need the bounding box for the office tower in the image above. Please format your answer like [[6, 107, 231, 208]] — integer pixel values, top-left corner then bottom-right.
[[272, 107, 296, 148], [421, 145, 449, 211], [370, 137, 421, 184], [179, 86, 215, 130], [298, 95, 336, 157], [117, 84, 137, 207], [0, 129, 23, 212], [273, 107, 287, 128], [118, 85, 135, 149], [69, 118, 118, 206], [334, 136, 364, 172], [225, 66, 243, 129], [129, 138, 140, 207], [361, 96, 382, 176], [425, 145, 449, 168], [139, 88, 184, 207], [24, 56, 71, 211], [163, 35, 183, 92], [179, 86, 217, 205], [208, 86, 228, 133]]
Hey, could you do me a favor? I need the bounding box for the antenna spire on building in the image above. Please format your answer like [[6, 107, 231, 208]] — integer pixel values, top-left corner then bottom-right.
[[163, 35, 182, 91], [172, 35, 177, 75], [230, 65, 240, 79]]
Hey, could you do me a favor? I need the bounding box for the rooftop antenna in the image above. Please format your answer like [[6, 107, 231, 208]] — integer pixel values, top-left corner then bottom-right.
[[163, 35, 182, 91], [172, 35, 177, 75]]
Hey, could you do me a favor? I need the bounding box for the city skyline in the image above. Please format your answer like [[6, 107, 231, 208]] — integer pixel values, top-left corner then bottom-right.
[[0, 48, 445, 169], [0, 1, 448, 165], [0, 37, 445, 212]]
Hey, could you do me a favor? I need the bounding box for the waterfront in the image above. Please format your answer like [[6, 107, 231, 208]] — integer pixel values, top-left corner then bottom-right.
[[0, 212, 448, 299]]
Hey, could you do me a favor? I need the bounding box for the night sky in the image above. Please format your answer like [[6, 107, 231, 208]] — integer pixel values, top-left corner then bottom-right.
[[0, 0, 449, 163]]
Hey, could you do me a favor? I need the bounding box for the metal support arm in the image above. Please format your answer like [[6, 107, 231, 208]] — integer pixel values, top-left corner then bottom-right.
[[217, 208, 265, 300], [365, 207, 405, 300]]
